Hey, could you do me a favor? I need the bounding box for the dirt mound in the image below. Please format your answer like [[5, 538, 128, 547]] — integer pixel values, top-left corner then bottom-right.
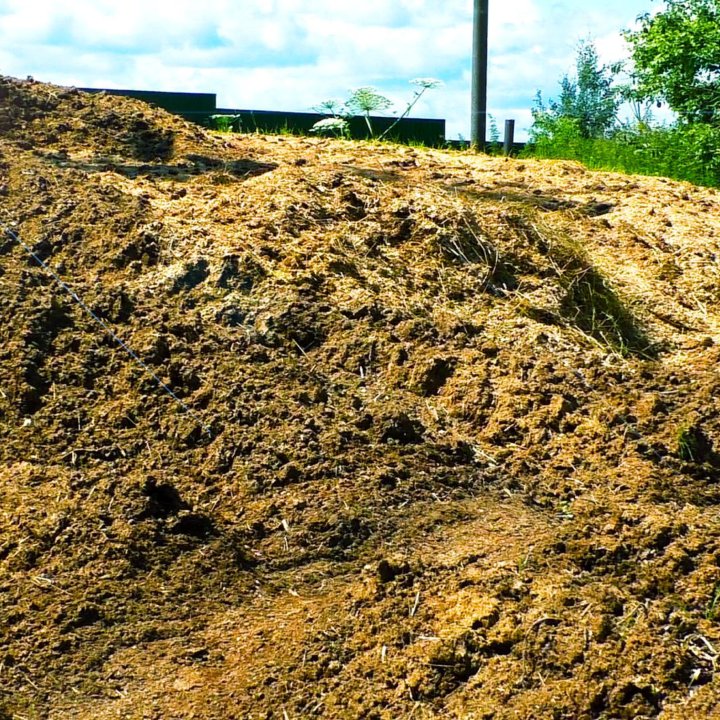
[[2, 75, 720, 719]]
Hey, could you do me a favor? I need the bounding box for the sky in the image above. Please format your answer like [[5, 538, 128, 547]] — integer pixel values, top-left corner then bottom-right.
[[0, 0, 666, 141]]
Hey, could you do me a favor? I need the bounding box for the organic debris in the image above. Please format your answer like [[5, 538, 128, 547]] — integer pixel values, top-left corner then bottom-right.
[[2, 75, 720, 719]]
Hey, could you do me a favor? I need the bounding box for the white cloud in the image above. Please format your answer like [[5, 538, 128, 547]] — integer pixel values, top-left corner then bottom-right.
[[0, 0, 667, 140]]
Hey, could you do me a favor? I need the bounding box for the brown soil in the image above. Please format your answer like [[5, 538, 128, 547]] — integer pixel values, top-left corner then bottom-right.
[[1, 75, 720, 720]]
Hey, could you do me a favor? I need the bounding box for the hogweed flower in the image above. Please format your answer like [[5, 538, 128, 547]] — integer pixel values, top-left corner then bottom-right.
[[310, 117, 350, 137], [410, 78, 444, 90]]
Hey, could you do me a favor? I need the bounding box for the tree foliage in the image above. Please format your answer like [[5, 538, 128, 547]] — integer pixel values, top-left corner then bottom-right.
[[532, 41, 621, 140], [624, 0, 720, 124]]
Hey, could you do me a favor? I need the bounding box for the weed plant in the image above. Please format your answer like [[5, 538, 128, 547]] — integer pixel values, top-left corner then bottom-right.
[[210, 114, 241, 132], [311, 78, 442, 140], [678, 425, 701, 461]]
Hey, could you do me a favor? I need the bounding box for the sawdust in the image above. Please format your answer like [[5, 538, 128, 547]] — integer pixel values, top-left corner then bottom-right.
[[1, 75, 720, 719]]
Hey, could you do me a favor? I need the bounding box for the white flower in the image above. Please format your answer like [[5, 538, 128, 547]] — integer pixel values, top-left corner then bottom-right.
[[410, 78, 443, 89], [310, 118, 350, 135]]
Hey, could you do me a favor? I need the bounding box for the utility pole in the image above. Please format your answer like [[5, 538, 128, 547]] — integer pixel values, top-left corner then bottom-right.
[[471, 0, 489, 150]]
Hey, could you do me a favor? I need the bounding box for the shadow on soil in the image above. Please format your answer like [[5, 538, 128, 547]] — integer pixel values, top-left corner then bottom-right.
[[505, 211, 656, 358], [560, 264, 655, 357], [40, 152, 278, 182], [445, 184, 616, 218]]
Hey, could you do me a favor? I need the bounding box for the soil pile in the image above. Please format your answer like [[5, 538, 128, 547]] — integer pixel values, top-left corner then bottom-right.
[[1, 75, 720, 720]]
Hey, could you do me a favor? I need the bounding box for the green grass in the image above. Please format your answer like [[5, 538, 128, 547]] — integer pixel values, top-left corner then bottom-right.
[[706, 584, 720, 620], [524, 123, 720, 189]]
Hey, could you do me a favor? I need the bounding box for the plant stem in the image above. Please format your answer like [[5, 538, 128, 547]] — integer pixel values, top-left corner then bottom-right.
[[363, 113, 374, 138], [378, 87, 427, 141]]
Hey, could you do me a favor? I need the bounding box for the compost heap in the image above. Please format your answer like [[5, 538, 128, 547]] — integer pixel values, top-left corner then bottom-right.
[[1, 76, 720, 720]]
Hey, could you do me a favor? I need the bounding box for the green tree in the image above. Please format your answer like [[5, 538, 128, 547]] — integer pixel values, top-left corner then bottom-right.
[[624, 0, 720, 124], [532, 41, 621, 139]]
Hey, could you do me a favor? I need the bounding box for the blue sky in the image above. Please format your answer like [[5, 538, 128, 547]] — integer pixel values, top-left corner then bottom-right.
[[0, 0, 665, 140]]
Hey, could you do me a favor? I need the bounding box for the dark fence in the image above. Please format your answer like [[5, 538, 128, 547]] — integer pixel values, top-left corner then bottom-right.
[[81, 87, 446, 146], [82, 87, 216, 113]]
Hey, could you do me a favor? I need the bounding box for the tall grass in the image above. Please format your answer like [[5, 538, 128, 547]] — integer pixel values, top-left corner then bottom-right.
[[525, 118, 720, 188]]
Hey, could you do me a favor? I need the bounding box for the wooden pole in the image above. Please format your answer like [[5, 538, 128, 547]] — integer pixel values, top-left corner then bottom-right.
[[471, 0, 489, 150]]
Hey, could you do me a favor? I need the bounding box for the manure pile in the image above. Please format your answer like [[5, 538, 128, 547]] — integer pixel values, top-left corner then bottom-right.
[[2, 76, 720, 720]]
